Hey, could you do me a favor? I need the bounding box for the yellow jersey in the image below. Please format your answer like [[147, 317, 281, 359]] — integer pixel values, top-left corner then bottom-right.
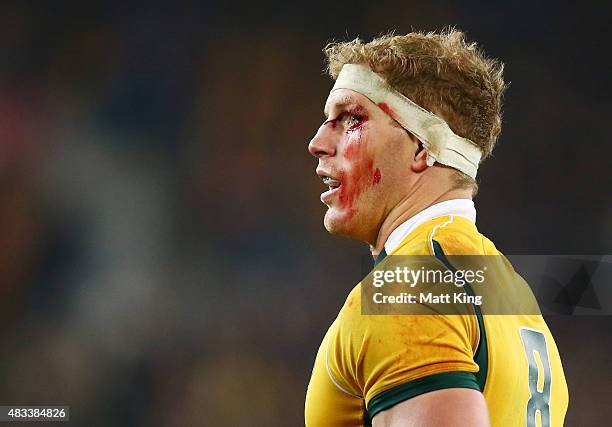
[[305, 215, 568, 426]]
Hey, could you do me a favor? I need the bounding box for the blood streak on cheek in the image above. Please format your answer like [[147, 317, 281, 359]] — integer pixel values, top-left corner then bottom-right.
[[338, 124, 377, 220], [377, 102, 399, 122], [373, 168, 381, 185]]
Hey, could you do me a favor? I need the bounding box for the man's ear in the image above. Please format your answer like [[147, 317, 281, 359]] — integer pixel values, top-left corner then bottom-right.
[[411, 141, 429, 173]]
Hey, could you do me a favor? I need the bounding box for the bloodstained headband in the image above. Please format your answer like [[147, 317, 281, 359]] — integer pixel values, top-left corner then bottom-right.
[[327, 64, 482, 179]]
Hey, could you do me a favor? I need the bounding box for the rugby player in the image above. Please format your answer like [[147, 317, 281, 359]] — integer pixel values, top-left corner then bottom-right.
[[305, 30, 568, 426]]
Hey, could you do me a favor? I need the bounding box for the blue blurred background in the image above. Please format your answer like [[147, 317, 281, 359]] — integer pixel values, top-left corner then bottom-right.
[[0, 1, 610, 425]]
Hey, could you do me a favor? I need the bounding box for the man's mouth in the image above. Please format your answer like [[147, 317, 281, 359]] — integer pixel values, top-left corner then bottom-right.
[[322, 176, 342, 191], [319, 173, 342, 203]]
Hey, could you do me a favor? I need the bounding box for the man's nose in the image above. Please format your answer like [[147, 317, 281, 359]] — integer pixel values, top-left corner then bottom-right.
[[308, 124, 336, 158]]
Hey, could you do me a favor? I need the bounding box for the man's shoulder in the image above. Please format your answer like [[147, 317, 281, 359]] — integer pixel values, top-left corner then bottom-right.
[[393, 215, 498, 256]]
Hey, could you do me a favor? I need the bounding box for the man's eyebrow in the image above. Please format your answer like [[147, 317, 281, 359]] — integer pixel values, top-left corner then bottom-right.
[[323, 95, 360, 118]]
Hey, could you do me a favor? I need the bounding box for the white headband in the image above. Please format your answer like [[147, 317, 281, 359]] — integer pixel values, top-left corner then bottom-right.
[[329, 64, 482, 179]]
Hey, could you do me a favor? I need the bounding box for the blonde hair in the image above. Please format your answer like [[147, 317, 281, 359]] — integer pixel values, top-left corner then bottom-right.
[[324, 29, 506, 193]]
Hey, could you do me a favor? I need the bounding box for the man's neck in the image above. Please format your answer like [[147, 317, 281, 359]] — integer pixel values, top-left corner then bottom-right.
[[371, 187, 473, 256]]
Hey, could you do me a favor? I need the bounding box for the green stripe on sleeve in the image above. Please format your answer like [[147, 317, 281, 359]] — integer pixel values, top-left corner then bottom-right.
[[431, 239, 488, 391], [367, 371, 480, 420]]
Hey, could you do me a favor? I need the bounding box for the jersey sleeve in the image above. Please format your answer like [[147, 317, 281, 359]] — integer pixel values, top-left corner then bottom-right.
[[326, 285, 482, 421]]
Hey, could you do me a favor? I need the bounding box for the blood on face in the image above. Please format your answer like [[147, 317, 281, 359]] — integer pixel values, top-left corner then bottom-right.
[[337, 114, 382, 220]]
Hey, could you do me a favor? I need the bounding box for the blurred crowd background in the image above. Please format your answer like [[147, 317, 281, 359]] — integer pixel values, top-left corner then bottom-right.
[[0, 1, 610, 426]]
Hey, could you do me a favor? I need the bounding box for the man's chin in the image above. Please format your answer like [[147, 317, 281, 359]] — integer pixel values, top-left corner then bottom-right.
[[323, 209, 355, 237]]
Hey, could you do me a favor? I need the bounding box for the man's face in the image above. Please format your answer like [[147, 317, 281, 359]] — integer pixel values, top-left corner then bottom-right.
[[308, 89, 416, 244]]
